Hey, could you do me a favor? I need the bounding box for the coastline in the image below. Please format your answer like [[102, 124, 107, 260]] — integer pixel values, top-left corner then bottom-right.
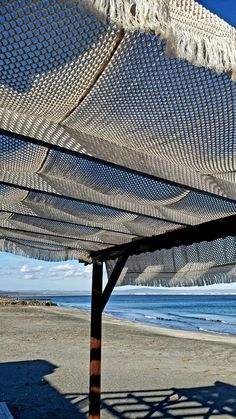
[[53, 293, 236, 337], [103, 312, 236, 343], [1, 305, 236, 417], [58, 303, 236, 342], [4, 292, 236, 337]]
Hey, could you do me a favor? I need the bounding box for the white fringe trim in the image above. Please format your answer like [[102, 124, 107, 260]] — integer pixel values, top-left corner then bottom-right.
[[83, 0, 236, 81], [0, 239, 92, 263], [107, 236, 236, 287]]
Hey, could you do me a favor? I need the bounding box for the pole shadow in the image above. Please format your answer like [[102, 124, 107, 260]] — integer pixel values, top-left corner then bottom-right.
[[1, 361, 236, 418], [67, 381, 236, 418], [0, 359, 87, 419]]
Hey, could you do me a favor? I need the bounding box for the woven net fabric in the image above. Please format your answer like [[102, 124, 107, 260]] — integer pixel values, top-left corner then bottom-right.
[[0, 0, 236, 284], [0, 0, 118, 122], [85, 0, 236, 80], [64, 32, 236, 175], [106, 236, 236, 287], [0, 238, 85, 262]]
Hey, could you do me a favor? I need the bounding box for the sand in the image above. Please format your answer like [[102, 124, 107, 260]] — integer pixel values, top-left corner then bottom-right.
[[0, 306, 236, 418]]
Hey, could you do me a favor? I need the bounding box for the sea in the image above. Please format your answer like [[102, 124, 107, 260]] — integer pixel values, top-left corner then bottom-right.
[[27, 294, 236, 336]]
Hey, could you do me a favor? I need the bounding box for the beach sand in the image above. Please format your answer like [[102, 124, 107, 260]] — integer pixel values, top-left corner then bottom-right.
[[0, 306, 236, 418]]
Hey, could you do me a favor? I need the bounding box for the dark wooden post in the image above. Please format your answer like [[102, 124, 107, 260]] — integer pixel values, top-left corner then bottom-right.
[[89, 261, 103, 419], [89, 255, 128, 418]]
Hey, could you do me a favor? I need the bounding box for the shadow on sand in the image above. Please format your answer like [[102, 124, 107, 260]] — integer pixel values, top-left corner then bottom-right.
[[0, 360, 236, 418], [0, 360, 85, 418], [70, 382, 236, 418]]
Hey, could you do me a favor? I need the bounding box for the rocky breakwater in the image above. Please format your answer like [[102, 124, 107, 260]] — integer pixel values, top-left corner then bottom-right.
[[0, 297, 58, 306]]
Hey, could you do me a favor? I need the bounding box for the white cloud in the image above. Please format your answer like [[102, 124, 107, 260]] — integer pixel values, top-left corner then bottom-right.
[[49, 263, 74, 272], [64, 270, 75, 277], [48, 271, 58, 278], [0, 254, 93, 291], [20, 265, 42, 273], [63, 269, 84, 277], [24, 274, 33, 280], [19, 262, 98, 283], [48, 262, 88, 278]]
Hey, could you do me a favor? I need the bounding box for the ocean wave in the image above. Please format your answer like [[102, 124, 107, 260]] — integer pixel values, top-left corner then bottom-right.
[[144, 314, 173, 322], [198, 327, 231, 335], [167, 312, 236, 325], [51, 295, 236, 336]]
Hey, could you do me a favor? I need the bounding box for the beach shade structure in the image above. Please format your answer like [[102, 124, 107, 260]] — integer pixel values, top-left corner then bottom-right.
[[1, 0, 236, 416]]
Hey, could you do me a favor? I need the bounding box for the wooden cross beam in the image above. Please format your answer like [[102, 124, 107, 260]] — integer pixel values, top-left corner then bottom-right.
[[91, 213, 236, 262]]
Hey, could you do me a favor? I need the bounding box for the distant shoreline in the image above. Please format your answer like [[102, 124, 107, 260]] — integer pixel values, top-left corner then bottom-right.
[[2, 282, 236, 297], [2, 292, 236, 297]]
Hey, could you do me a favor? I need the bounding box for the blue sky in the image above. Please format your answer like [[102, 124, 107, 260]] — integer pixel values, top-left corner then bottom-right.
[[0, 252, 107, 292], [198, 1, 236, 27]]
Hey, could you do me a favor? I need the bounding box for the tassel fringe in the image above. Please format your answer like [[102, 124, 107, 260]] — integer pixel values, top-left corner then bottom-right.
[[0, 239, 92, 263], [83, 0, 236, 81]]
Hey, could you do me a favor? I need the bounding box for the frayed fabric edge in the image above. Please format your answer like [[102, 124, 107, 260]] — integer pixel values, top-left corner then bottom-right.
[[82, 0, 236, 81], [0, 239, 92, 263]]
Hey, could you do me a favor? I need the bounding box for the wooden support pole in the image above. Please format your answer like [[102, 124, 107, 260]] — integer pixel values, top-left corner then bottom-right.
[[89, 261, 103, 419], [89, 255, 128, 417]]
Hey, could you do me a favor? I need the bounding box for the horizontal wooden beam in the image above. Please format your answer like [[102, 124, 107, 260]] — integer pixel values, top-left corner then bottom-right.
[[91, 213, 236, 262], [1, 127, 236, 207]]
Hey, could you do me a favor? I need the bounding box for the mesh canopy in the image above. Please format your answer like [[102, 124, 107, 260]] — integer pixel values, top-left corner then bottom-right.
[[106, 237, 236, 287], [0, 0, 118, 121], [0, 0, 236, 285]]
